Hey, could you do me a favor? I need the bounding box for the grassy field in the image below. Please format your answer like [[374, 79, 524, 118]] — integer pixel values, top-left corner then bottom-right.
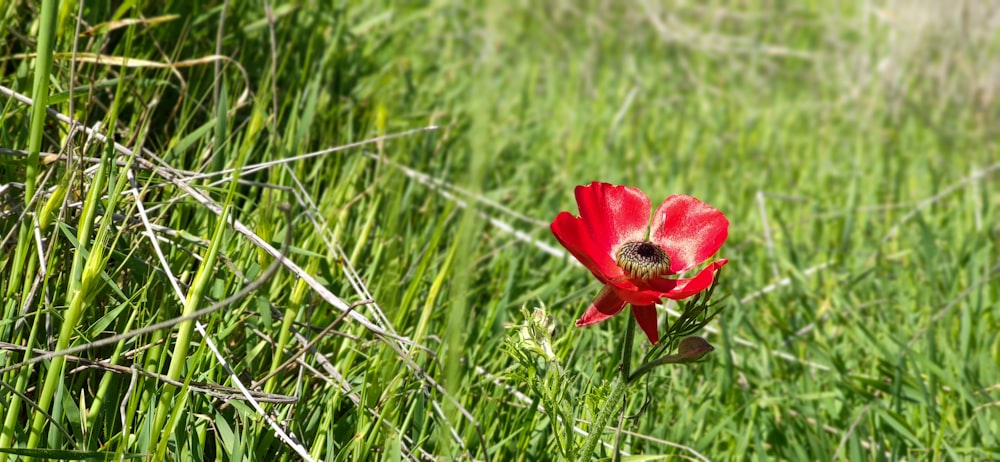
[[1, 0, 999, 460]]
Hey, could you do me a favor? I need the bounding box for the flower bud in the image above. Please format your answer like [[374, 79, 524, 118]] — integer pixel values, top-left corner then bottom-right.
[[515, 307, 558, 363], [675, 337, 714, 362]]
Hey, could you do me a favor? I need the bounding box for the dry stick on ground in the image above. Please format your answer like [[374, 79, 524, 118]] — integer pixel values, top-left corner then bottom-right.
[[364, 151, 564, 257], [1, 84, 488, 460], [215, 299, 366, 412], [0, 147, 279, 188], [262, 164, 448, 459], [0, 202, 291, 376], [0, 379, 75, 442], [278, 164, 398, 330], [284, 324, 439, 462], [251, 300, 369, 388], [276, 154, 490, 459], [0, 83, 421, 350], [0, 198, 308, 455], [0, 342, 295, 403], [0, 164, 49, 254], [180, 131, 484, 457], [17, 167, 58, 326], [873, 162, 1000, 256]]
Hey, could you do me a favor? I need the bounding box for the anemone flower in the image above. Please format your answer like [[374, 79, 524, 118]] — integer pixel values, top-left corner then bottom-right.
[[551, 182, 729, 344]]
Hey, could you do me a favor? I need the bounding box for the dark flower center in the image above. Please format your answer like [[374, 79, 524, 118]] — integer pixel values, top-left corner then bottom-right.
[[615, 241, 671, 280]]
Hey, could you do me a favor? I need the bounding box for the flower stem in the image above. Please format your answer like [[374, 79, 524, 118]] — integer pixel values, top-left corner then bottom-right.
[[629, 337, 715, 382], [628, 356, 665, 383], [578, 307, 636, 460], [619, 307, 635, 380]]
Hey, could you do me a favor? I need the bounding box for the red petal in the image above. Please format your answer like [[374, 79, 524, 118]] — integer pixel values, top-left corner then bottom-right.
[[644, 259, 728, 299], [649, 195, 729, 273], [574, 182, 651, 262], [610, 283, 665, 306], [551, 212, 623, 283], [575, 286, 627, 327], [631, 304, 660, 344]]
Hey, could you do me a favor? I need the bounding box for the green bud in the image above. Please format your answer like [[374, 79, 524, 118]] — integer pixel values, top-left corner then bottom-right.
[[516, 307, 558, 363]]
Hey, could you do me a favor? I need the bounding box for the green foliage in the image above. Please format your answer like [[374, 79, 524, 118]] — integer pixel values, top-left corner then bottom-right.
[[503, 306, 577, 459], [1, 0, 998, 460]]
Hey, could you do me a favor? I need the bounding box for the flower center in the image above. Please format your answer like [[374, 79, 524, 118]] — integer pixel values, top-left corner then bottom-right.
[[615, 241, 671, 280]]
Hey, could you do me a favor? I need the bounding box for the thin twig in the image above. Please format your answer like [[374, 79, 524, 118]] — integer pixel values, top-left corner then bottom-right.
[[0, 203, 290, 376], [0, 342, 296, 403]]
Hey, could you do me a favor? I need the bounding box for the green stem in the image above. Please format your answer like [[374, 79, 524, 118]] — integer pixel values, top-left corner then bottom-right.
[[619, 308, 635, 381], [0, 1, 57, 453], [0, 309, 42, 462], [150, 210, 230, 445], [629, 356, 667, 382], [578, 306, 636, 460], [629, 338, 715, 382], [25, 0, 57, 202]]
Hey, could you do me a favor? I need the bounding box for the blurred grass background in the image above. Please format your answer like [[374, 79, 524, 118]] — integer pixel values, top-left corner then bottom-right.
[[1, 0, 998, 460]]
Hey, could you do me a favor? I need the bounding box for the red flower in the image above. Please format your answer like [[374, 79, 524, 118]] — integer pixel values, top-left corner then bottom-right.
[[551, 182, 729, 344]]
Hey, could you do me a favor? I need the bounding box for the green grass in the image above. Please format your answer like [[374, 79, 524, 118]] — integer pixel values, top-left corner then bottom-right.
[[1, 0, 999, 460]]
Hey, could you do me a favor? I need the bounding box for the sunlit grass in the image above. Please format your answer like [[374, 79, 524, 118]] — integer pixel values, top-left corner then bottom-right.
[[1, 0, 998, 460]]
